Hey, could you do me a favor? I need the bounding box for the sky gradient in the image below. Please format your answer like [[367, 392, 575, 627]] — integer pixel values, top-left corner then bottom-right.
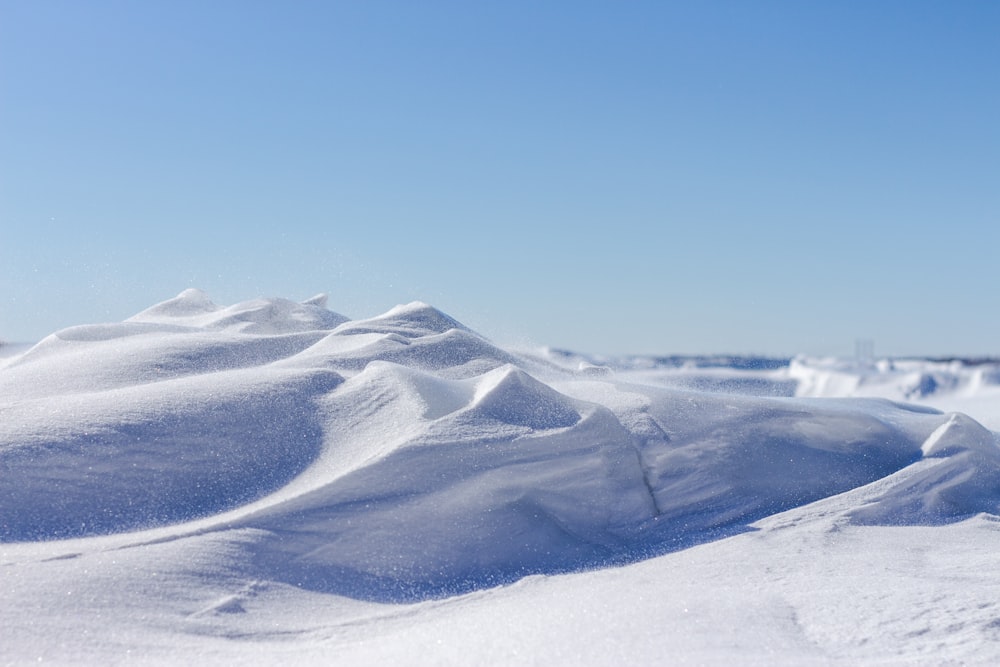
[[2, 1, 998, 356]]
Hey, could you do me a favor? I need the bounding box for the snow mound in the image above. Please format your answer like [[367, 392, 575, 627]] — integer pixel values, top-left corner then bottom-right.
[[469, 365, 581, 429], [132, 287, 219, 318], [789, 355, 998, 402], [332, 301, 470, 339], [130, 289, 349, 333], [850, 413, 1000, 524], [2, 291, 999, 602]]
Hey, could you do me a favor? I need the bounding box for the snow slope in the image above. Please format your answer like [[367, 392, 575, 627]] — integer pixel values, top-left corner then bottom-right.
[[2, 291, 999, 664]]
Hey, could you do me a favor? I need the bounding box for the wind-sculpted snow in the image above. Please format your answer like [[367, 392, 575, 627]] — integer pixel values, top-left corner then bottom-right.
[[0, 366, 341, 539], [850, 412, 1000, 524], [2, 291, 999, 603], [129, 287, 350, 333]]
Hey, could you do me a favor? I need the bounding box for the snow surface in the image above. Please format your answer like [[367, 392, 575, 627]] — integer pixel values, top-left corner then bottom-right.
[[2, 292, 1000, 664]]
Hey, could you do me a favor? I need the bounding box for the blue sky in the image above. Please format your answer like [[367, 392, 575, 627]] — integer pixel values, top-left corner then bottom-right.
[[2, 1, 998, 356]]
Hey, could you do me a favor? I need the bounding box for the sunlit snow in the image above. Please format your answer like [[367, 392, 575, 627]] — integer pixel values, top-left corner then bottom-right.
[[2, 291, 1000, 664]]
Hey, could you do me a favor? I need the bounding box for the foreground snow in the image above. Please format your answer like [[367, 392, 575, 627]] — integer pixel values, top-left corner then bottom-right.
[[2, 291, 999, 664]]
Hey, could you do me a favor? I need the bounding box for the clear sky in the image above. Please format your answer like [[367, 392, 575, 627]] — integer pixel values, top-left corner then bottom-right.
[[2, 1, 998, 356]]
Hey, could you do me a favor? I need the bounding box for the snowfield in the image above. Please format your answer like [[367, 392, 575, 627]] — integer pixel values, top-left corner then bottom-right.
[[2, 291, 1000, 665]]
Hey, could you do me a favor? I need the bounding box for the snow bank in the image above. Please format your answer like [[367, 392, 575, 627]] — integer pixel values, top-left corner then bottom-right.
[[2, 291, 999, 603], [4, 290, 1000, 665]]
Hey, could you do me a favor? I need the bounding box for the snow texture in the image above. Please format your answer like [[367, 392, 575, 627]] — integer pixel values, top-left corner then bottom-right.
[[2, 291, 1000, 664]]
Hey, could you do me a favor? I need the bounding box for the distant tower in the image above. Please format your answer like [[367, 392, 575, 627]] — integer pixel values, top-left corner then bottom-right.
[[855, 338, 874, 365]]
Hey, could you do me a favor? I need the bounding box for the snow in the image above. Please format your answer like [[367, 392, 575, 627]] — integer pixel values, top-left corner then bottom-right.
[[2, 291, 1000, 664]]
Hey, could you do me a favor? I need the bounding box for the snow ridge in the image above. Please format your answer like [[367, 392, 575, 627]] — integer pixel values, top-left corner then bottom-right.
[[2, 290, 999, 602]]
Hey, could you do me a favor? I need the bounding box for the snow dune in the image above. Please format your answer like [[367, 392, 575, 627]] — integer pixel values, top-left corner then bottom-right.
[[2, 291, 1000, 663]]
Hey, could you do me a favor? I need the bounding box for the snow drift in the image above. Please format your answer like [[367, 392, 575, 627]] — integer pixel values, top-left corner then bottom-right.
[[3, 291, 999, 604]]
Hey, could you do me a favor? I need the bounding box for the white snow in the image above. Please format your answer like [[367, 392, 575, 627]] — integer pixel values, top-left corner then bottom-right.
[[2, 291, 1000, 664]]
